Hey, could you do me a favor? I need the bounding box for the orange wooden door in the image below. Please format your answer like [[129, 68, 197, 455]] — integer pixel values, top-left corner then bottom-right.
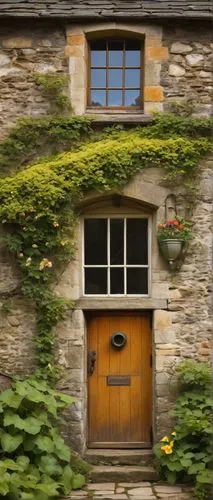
[[87, 313, 152, 448]]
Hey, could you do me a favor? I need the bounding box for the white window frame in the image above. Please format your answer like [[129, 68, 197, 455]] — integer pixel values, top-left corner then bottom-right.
[[82, 214, 152, 297]]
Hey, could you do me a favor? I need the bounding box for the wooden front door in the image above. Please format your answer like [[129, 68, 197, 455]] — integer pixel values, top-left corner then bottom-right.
[[87, 312, 152, 448]]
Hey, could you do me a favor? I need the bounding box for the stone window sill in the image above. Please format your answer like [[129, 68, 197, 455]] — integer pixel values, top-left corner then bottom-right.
[[85, 111, 153, 125], [75, 297, 167, 310]]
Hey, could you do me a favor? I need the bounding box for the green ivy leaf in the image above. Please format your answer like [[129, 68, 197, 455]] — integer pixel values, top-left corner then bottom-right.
[[61, 464, 73, 494], [38, 455, 61, 476], [16, 456, 30, 472], [72, 473, 86, 490], [1, 431, 23, 452], [0, 389, 23, 409], [165, 469, 177, 485], [35, 436, 54, 453]]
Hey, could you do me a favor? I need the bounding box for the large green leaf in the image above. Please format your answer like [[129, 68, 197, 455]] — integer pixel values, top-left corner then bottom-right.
[[56, 392, 74, 405], [0, 389, 23, 409], [72, 473, 86, 490], [38, 455, 61, 476], [16, 456, 30, 472], [1, 431, 23, 452], [20, 493, 34, 500], [51, 431, 70, 462], [61, 464, 73, 494], [0, 476, 10, 496], [0, 459, 20, 471], [4, 412, 41, 435], [35, 436, 54, 453], [35, 481, 60, 496]]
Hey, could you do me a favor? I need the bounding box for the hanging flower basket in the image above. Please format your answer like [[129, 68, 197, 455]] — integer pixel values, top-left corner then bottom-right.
[[158, 239, 184, 265], [157, 217, 191, 266]]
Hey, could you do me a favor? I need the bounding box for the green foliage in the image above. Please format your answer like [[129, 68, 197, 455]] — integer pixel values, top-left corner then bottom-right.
[[137, 113, 213, 139], [153, 361, 213, 499], [0, 377, 86, 498], [0, 115, 93, 176], [34, 73, 72, 114], [0, 116, 211, 381]]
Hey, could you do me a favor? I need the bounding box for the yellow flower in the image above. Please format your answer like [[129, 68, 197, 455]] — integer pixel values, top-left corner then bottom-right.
[[161, 436, 169, 442], [161, 445, 173, 455], [170, 440, 174, 447], [53, 222, 59, 228], [171, 431, 176, 437], [39, 258, 53, 270]]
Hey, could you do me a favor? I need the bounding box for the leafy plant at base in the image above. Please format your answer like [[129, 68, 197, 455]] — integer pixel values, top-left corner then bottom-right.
[[153, 361, 213, 499], [0, 377, 86, 498], [157, 216, 192, 242], [34, 73, 72, 114]]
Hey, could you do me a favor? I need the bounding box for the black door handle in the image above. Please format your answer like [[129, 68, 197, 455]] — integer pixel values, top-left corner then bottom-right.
[[88, 351, 96, 375]]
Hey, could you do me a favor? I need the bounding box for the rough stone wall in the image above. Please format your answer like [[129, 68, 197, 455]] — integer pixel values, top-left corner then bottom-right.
[[162, 21, 213, 116], [0, 157, 212, 452], [0, 21, 68, 139]]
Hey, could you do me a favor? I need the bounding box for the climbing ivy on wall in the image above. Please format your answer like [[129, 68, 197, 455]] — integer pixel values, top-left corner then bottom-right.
[[0, 113, 212, 383]]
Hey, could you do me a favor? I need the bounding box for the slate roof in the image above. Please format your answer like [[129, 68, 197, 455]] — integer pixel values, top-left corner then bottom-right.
[[0, 0, 212, 20]]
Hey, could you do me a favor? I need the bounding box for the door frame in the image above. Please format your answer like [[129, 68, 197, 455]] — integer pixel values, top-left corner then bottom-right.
[[86, 310, 153, 449]]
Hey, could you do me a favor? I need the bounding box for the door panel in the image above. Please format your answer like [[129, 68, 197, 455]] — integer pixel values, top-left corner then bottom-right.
[[87, 312, 152, 448]]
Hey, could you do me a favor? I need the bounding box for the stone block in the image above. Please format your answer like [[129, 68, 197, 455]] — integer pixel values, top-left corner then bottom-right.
[[170, 42, 192, 54], [186, 54, 204, 66], [145, 62, 161, 86], [146, 37, 162, 48], [144, 86, 164, 102], [154, 310, 172, 330], [169, 64, 185, 77], [0, 53, 10, 68], [67, 34, 85, 46], [128, 487, 153, 496], [155, 330, 176, 344], [2, 37, 32, 49], [146, 47, 168, 60], [65, 45, 84, 58]]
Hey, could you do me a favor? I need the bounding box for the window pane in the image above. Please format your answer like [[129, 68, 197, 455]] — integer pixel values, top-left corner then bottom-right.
[[125, 40, 141, 67], [110, 219, 124, 264], [110, 268, 124, 294], [127, 268, 148, 294], [84, 219, 107, 264], [127, 219, 148, 264], [125, 90, 140, 107], [91, 90, 106, 106], [108, 40, 123, 66], [125, 69, 140, 87], [91, 40, 106, 66], [108, 69, 122, 88], [108, 90, 122, 106], [91, 69, 106, 87], [85, 268, 107, 294]]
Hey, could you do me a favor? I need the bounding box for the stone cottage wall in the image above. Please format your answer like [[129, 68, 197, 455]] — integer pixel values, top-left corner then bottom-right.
[[162, 21, 213, 116], [0, 20, 212, 141], [0, 156, 212, 452], [0, 17, 212, 454], [0, 21, 68, 139]]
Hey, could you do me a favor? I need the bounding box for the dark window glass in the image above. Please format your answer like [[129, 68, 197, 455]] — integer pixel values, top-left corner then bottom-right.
[[108, 40, 123, 66], [125, 69, 140, 88], [84, 219, 107, 265], [91, 69, 106, 87], [110, 268, 124, 294], [91, 40, 106, 66], [127, 268, 148, 294], [108, 90, 122, 106], [125, 90, 140, 107], [85, 268, 107, 294], [127, 219, 148, 264], [110, 219, 124, 265], [108, 69, 122, 88], [125, 40, 141, 67], [91, 90, 106, 106]]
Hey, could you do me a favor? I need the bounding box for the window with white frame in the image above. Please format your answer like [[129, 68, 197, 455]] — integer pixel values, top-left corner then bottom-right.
[[83, 217, 150, 295]]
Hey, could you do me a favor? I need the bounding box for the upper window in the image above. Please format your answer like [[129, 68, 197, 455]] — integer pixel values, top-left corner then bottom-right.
[[88, 39, 143, 109], [83, 217, 150, 296]]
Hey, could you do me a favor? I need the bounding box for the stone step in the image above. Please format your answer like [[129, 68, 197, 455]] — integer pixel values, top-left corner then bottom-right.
[[89, 465, 158, 483], [85, 449, 153, 466]]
